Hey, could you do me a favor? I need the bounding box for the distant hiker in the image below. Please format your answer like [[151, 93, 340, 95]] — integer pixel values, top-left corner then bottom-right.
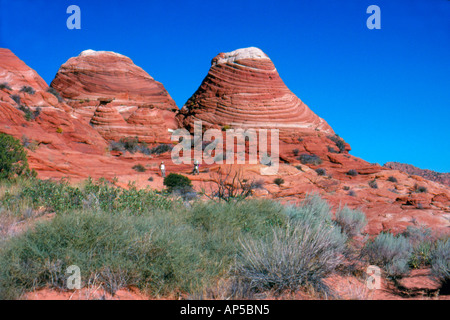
[[160, 161, 166, 178], [193, 159, 200, 175]]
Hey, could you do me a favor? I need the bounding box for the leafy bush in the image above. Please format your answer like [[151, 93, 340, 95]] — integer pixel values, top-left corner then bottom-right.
[[387, 176, 398, 183], [327, 146, 338, 153], [0, 82, 12, 90], [274, 178, 284, 186], [18, 106, 40, 121], [368, 179, 378, 189], [362, 232, 413, 278], [20, 86, 35, 95], [21, 135, 38, 151], [236, 222, 346, 295], [334, 206, 367, 238], [327, 135, 346, 153], [121, 137, 139, 153], [46, 87, 64, 102], [346, 169, 358, 177], [403, 226, 435, 269], [430, 238, 449, 292], [132, 164, 146, 172], [10, 94, 20, 105], [109, 138, 172, 156], [149, 144, 173, 155], [164, 173, 192, 192], [0, 133, 33, 180], [315, 168, 326, 176], [283, 194, 334, 228], [235, 195, 347, 295], [292, 149, 299, 156], [298, 154, 322, 166], [414, 184, 427, 193]]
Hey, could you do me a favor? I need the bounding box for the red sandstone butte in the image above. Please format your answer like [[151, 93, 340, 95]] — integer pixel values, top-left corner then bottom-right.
[[50, 49, 178, 127], [177, 47, 333, 133]]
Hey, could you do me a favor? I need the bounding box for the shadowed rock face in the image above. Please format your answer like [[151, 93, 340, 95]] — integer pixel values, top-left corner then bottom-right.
[[50, 50, 178, 121], [177, 47, 334, 133]]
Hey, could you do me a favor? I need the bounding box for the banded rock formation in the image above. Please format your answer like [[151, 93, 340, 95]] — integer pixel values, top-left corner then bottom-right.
[[177, 47, 333, 133], [90, 101, 170, 143], [50, 50, 178, 128]]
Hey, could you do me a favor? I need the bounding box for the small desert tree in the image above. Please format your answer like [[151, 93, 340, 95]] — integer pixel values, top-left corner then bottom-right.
[[206, 166, 259, 202], [0, 133, 33, 179]]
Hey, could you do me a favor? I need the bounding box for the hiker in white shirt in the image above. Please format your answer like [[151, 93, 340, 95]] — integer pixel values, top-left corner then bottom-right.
[[160, 161, 166, 178]]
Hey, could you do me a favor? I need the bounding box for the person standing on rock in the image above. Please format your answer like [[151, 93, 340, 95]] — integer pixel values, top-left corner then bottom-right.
[[160, 161, 166, 178], [193, 159, 200, 175]]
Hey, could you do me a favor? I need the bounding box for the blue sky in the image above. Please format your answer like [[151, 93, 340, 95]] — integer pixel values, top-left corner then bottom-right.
[[1, 0, 449, 172]]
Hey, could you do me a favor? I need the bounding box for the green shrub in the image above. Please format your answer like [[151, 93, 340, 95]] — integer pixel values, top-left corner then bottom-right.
[[414, 184, 427, 193], [235, 216, 346, 294], [132, 164, 146, 172], [149, 144, 173, 155], [121, 137, 140, 153], [334, 206, 367, 238], [298, 154, 322, 166], [20, 86, 35, 95], [2, 178, 173, 214], [18, 106, 40, 121], [327, 135, 346, 153], [430, 238, 449, 292], [46, 87, 63, 102], [164, 173, 192, 192], [327, 146, 338, 153], [362, 232, 413, 278], [387, 176, 398, 183], [0, 210, 189, 299], [315, 168, 326, 176], [273, 178, 284, 186], [283, 194, 334, 228], [346, 169, 358, 177], [368, 179, 378, 189], [0, 82, 12, 90], [10, 94, 20, 105], [0, 133, 33, 180]]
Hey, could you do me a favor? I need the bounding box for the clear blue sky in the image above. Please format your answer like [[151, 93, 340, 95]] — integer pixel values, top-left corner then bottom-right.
[[1, 0, 449, 172]]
